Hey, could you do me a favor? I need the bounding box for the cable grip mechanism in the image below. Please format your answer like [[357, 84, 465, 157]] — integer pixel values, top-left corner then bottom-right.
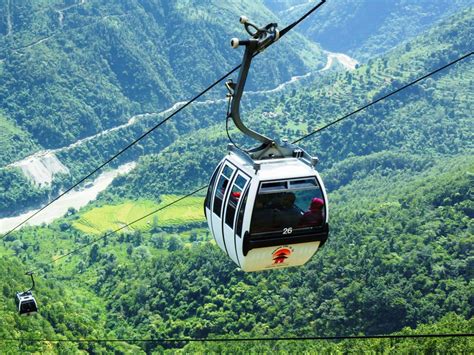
[[25, 271, 35, 292], [226, 17, 280, 146], [225, 16, 315, 163]]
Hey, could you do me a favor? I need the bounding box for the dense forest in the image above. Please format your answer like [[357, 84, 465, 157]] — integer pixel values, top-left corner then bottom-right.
[[0, 0, 472, 353], [1, 146, 472, 353]]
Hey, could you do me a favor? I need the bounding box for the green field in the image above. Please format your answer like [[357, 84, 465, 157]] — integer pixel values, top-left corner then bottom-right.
[[73, 195, 205, 234]]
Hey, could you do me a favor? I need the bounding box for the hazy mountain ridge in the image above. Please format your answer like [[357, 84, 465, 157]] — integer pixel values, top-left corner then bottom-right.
[[266, 0, 472, 60]]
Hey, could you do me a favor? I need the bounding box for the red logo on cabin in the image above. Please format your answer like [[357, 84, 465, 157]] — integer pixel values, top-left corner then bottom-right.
[[272, 247, 292, 264]]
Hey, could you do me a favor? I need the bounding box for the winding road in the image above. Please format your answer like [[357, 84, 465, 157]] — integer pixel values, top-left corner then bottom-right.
[[6, 0, 12, 36], [57, 0, 86, 27], [6, 50, 358, 185]]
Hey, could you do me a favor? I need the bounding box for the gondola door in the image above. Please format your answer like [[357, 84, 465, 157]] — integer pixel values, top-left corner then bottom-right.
[[222, 173, 250, 266], [210, 163, 235, 253]]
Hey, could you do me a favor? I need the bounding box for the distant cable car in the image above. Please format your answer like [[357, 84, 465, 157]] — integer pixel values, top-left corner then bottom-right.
[[15, 272, 38, 316], [204, 17, 329, 272]]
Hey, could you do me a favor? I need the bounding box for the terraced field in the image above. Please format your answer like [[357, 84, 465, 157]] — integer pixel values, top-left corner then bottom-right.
[[73, 195, 205, 234]]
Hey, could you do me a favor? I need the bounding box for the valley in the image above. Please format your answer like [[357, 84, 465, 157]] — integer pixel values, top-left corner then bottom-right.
[[0, 1, 472, 353], [0, 49, 356, 225]]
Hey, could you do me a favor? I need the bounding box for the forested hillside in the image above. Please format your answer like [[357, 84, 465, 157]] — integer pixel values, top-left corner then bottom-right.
[[0, 1, 472, 353], [106, 7, 473, 198], [0, 0, 323, 153], [1, 150, 472, 353], [266, 0, 472, 60], [0, 0, 326, 216]]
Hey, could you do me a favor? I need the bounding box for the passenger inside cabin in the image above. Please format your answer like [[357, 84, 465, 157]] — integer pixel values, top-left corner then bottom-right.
[[251, 196, 270, 232], [221, 179, 229, 192], [275, 192, 303, 228], [299, 197, 324, 227]]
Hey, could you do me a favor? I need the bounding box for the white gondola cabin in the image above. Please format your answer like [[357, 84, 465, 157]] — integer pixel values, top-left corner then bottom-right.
[[205, 145, 328, 272], [16, 291, 38, 316], [15, 271, 38, 316]]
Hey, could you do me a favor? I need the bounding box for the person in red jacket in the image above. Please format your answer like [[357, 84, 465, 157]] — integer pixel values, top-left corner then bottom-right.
[[299, 197, 325, 227]]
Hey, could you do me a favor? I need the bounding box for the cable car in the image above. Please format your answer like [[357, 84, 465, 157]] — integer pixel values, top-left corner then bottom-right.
[[16, 291, 38, 316], [204, 17, 329, 272], [15, 272, 38, 316]]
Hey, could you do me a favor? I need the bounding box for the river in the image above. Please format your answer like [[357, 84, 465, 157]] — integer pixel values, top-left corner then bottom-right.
[[0, 163, 135, 234]]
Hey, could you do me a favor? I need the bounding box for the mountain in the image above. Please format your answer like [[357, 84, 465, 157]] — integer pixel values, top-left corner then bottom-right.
[[265, 0, 472, 60], [0, 2, 472, 353], [0, 0, 323, 154]]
